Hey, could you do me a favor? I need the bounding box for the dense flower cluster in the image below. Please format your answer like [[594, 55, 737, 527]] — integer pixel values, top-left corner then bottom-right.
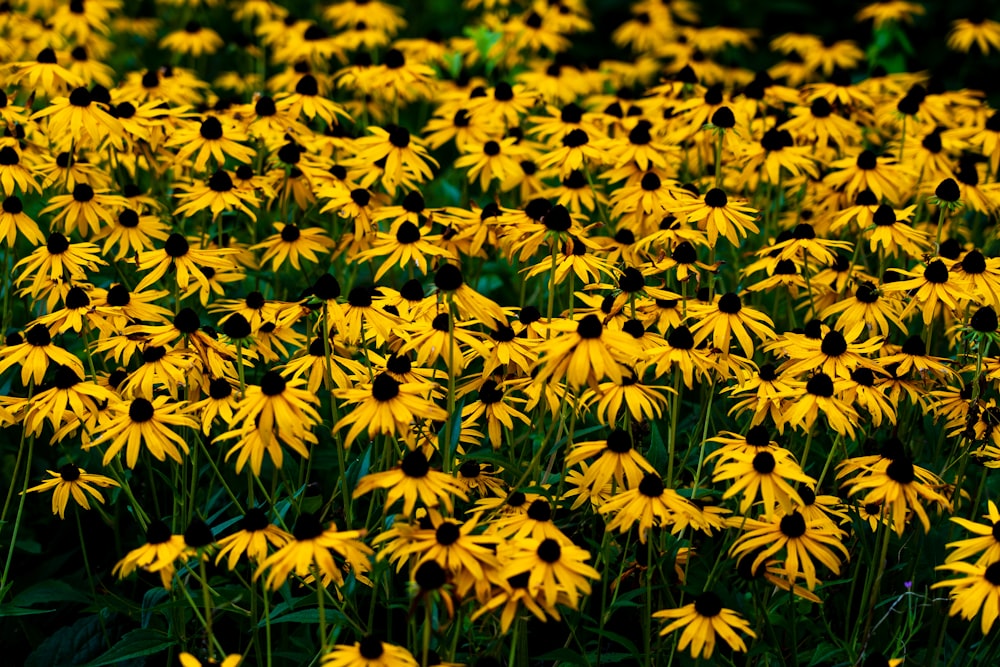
[[3, 0, 1000, 665]]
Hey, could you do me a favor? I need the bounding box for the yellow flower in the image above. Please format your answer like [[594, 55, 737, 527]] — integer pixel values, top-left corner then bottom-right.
[[654, 592, 756, 659], [24, 463, 118, 520]]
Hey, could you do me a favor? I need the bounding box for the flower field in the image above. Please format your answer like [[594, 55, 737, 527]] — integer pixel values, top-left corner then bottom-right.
[[3, 0, 1000, 665]]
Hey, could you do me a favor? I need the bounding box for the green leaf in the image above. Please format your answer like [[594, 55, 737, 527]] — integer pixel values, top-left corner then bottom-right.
[[0, 604, 54, 616], [14, 579, 92, 608], [26, 613, 110, 667], [82, 628, 174, 667], [260, 608, 322, 626], [534, 648, 589, 664]]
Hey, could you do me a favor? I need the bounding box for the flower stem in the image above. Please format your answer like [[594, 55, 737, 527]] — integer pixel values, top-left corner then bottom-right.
[[2, 434, 35, 599]]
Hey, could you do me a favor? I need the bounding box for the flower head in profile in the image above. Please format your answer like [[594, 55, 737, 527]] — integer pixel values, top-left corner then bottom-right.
[[113, 520, 191, 590], [88, 395, 199, 469], [654, 591, 756, 659], [353, 448, 469, 516], [500, 537, 600, 611], [533, 314, 639, 389], [179, 653, 243, 667], [729, 509, 850, 591], [215, 507, 292, 571], [24, 463, 119, 520], [321, 636, 418, 667], [255, 513, 372, 591], [932, 560, 1000, 634]]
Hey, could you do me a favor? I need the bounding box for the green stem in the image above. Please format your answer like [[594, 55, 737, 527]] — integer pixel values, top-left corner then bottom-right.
[[199, 559, 214, 662], [1, 433, 35, 598]]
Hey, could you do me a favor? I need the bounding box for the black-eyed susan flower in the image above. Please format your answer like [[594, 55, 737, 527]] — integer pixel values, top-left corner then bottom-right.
[[185, 377, 240, 435], [824, 150, 911, 206], [30, 86, 124, 150], [168, 115, 256, 173], [945, 501, 1000, 566], [353, 219, 453, 282], [668, 188, 759, 248], [879, 334, 955, 379], [781, 96, 862, 149], [0, 324, 85, 386], [275, 74, 351, 126], [232, 367, 319, 432], [950, 250, 1000, 308], [947, 13, 1000, 54], [773, 324, 883, 379], [932, 560, 1000, 634], [565, 429, 655, 490], [24, 463, 118, 520], [433, 263, 507, 328], [454, 137, 526, 192], [583, 365, 672, 425], [14, 232, 105, 299], [838, 454, 951, 536], [353, 448, 469, 516], [135, 233, 239, 294], [96, 208, 170, 261], [782, 372, 861, 438], [398, 510, 499, 581], [352, 125, 438, 196], [881, 258, 968, 325], [820, 281, 907, 337], [712, 447, 814, 518], [216, 417, 318, 476], [22, 364, 113, 436], [89, 395, 199, 469], [454, 460, 506, 498], [113, 520, 190, 590], [459, 378, 530, 448], [339, 285, 404, 346], [469, 569, 563, 632], [729, 509, 850, 591], [7, 47, 84, 96], [179, 653, 243, 667], [0, 195, 44, 246], [334, 373, 446, 448], [599, 472, 707, 541], [321, 636, 418, 667], [173, 170, 261, 221], [653, 592, 756, 660], [120, 344, 195, 399], [500, 537, 599, 611], [686, 292, 776, 358], [533, 314, 639, 389], [160, 21, 224, 57], [255, 513, 372, 591]]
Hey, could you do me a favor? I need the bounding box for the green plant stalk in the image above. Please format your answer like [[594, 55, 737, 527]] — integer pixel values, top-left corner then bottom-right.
[[263, 579, 273, 667], [198, 438, 243, 512], [689, 389, 715, 497], [666, 368, 682, 487], [545, 238, 558, 337], [200, 558, 215, 662], [321, 305, 352, 523], [0, 380, 35, 532], [444, 296, 457, 474], [944, 617, 978, 667], [2, 433, 35, 599], [315, 565, 328, 653], [644, 535, 654, 667], [815, 434, 843, 491], [421, 600, 432, 667], [75, 508, 111, 647], [714, 131, 724, 189], [857, 510, 892, 654], [176, 571, 227, 657]]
